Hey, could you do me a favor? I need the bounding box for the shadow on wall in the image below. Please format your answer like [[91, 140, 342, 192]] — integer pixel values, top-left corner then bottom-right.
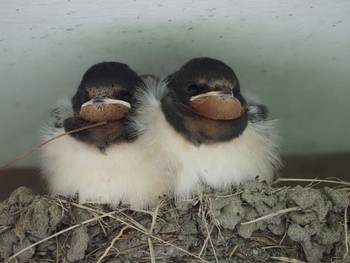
[[1, 153, 349, 201]]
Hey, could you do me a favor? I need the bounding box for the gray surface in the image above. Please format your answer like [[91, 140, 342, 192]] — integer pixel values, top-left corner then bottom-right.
[[1, 1, 350, 167]]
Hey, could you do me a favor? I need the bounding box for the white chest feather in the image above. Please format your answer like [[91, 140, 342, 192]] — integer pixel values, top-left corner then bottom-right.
[[40, 127, 173, 209], [141, 111, 280, 197]]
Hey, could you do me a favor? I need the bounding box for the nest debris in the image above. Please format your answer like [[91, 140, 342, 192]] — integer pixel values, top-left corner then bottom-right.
[[0, 179, 349, 263]]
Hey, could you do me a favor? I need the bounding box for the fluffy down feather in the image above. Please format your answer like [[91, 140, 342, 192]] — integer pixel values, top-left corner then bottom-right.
[[131, 79, 282, 198], [40, 98, 173, 209]]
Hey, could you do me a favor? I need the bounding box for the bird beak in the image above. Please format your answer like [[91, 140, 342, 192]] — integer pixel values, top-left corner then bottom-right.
[[190, 90, 233, 102], [79, 96, 131, 122], [81, 97, 131, 109], [189, 90, 244, 120]]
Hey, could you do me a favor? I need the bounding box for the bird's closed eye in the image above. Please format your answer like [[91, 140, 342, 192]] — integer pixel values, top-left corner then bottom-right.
[[187, 85, 200, 96], [119, 92, 133, 101], [84, 90, 90, 100]]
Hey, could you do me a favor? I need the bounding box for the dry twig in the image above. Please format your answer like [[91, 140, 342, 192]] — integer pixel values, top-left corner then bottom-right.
[[97, 225, 129, 263], [240, 207, 302, 225], [5, 211, 116, 263], [1, 121, 107, 169]]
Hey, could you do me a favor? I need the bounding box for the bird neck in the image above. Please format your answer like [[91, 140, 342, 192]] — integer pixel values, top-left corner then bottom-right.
[[63, 117, 131, 151]]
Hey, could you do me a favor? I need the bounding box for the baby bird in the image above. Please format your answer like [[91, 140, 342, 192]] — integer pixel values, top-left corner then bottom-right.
[[41, 62, 173, 208], [132, 57, 282, 198]]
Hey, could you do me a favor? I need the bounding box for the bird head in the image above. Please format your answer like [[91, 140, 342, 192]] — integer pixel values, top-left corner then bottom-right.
[[162, 57, 248, 145], [63, 62, 143, 149], [72, 62, 142, 123], [166, 57, 246, 121]]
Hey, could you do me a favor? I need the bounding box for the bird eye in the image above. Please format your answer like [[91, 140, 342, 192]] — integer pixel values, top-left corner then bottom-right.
[[119, 92, 133, 101], [187, 85, 200, 95], [84, 90, 90, 100]]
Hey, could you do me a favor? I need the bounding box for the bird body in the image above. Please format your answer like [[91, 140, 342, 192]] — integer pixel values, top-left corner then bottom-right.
[[132, 58, 281, 198], [40, 62, 172, 208]]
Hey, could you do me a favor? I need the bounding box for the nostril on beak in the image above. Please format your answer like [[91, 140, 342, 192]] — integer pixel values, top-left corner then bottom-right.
[[93, 96, 106, 103], [217, 87, 233, 96], [220, 90, 233, 95]]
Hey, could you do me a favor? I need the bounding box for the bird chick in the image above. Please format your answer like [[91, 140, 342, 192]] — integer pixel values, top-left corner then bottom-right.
[[41, 62, 172, 208], [132, 57, 282, 198]]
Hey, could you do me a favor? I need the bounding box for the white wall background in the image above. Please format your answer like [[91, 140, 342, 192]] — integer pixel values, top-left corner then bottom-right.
[[1, 0, 349, 167]]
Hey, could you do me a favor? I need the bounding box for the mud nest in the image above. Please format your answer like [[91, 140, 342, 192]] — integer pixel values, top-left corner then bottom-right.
[[1, 180, 349, 263]]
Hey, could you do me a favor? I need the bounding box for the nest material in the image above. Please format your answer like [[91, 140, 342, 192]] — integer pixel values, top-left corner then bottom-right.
[[0, 180, 349, 263]]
